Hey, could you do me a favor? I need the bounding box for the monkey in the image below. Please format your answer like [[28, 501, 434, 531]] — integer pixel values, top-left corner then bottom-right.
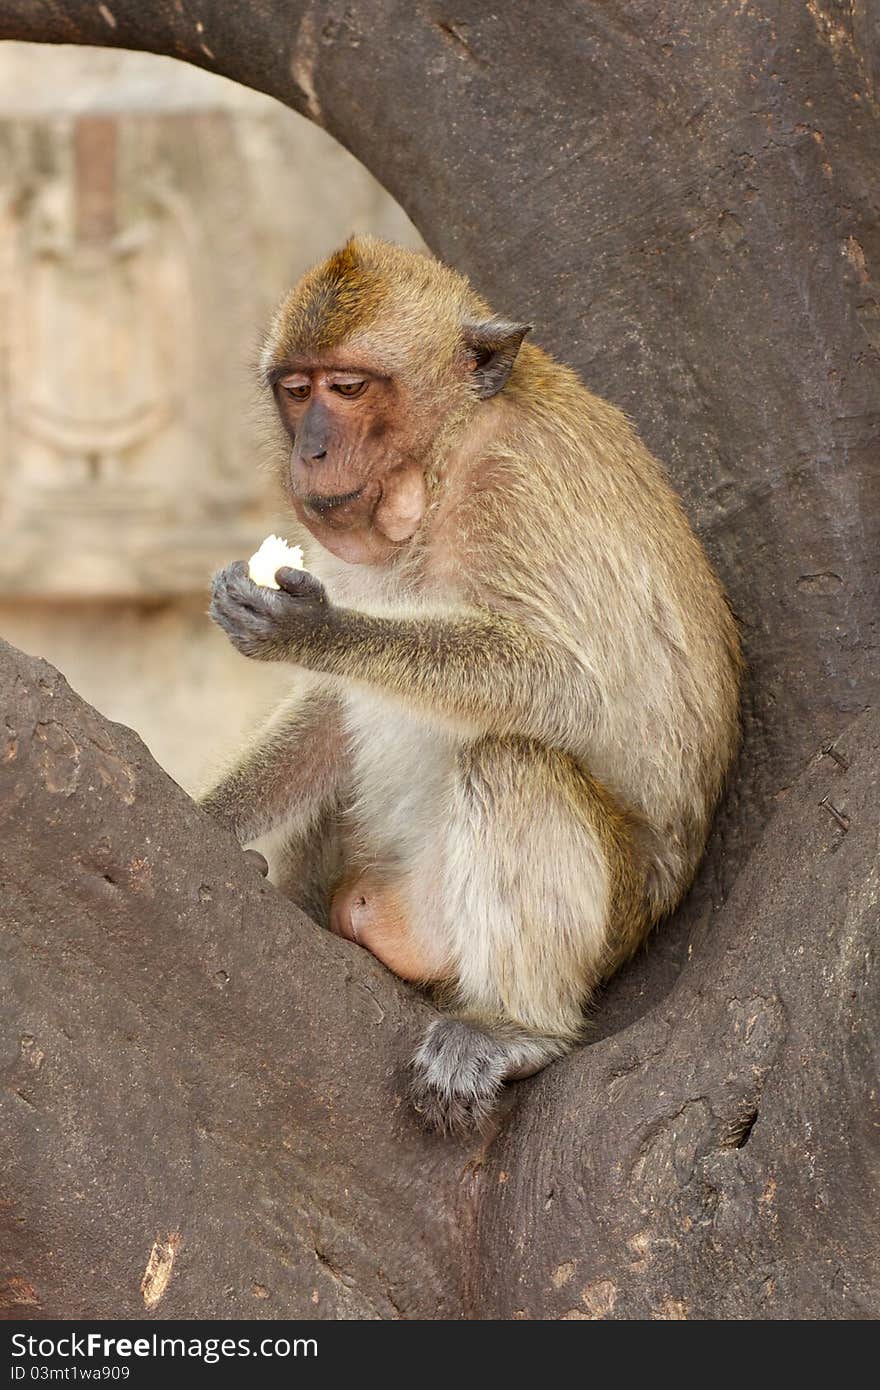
[[201, 235, 742, 1133]]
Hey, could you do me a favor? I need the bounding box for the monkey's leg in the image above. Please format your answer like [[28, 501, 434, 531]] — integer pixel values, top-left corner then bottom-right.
[[271, 799, 351, 929], [409, 736, 645, 1133], [197, 680, 345, 844]]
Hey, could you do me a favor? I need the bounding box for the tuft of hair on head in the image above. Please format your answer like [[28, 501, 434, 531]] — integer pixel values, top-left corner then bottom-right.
[[260, 236, 382, 370], [260, 236, 513, 390]]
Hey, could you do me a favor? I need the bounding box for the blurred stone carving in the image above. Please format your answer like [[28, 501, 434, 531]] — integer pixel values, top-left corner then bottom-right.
[[0, 43, 422, 783], [6, 116, 200, 596]]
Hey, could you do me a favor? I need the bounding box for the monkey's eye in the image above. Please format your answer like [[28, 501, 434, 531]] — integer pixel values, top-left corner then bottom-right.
[[333, 380, 367, 398], [283, 383, 311, 401]]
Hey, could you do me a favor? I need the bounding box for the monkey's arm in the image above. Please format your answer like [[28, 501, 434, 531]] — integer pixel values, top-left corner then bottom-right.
[[211, 564, 593, 752], [197, 681, 346, 843]]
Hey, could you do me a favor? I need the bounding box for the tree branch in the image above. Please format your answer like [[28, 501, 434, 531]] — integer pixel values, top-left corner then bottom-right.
[[0, 640, 475, 1318], [1, 0, 878, 1318], [2, 639, 876, 1316]]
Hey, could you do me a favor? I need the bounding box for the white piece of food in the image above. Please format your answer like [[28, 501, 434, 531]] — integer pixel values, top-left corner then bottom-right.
[[247, 535, 305, 589]]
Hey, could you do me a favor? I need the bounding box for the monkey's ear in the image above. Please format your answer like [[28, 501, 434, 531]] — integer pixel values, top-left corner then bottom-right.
[[462, 319, 532, 399]]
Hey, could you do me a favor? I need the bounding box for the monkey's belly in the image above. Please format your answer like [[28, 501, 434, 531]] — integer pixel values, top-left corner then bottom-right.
[[329, 870, 449, 982], [340, 691, 462, 980], [343, 690, 462, 859]]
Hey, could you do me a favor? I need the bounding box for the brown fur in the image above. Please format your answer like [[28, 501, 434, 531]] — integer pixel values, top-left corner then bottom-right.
[[266, 240, 390, 356], [205, 236, 743, 1132]]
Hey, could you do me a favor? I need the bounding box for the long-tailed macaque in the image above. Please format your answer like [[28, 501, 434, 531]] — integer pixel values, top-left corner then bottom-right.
[[202, 236, 742, 1132]]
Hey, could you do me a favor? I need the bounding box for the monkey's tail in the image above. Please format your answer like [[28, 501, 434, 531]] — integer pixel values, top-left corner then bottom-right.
[[408, 1016, 572, 1135]]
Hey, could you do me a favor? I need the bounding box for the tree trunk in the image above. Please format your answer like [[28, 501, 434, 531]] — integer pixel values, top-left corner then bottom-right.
[[0, 2, 877, 1318]]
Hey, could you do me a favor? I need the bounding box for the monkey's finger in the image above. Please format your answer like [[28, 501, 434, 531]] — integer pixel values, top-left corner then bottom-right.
[[275, 566, 327, 603], [212, 562, 275, 615], [225, 558, 267, 599], [209, 584, 274, 634], [210, 559, 250, 589]]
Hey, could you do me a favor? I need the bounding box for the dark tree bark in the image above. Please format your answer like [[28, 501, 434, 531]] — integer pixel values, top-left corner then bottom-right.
[[0, 2, 878, 1318]]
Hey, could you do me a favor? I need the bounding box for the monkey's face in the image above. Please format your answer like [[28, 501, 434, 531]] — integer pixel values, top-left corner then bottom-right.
[[263, 236, 533, 564], [272, 357, 435, 565]]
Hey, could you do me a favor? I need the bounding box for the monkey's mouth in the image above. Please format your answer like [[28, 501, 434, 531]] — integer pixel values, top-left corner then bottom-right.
[[292, 478, 399, 560], [303, 485, 369, 523]]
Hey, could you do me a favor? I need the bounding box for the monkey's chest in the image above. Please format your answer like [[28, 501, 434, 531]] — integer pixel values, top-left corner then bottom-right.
[[342, 691, 459, 866]]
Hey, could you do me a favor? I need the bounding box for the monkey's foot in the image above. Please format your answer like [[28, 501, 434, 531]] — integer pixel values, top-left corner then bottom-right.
[[409, 1018, 511, 1134], [242, 848, 269, 877]]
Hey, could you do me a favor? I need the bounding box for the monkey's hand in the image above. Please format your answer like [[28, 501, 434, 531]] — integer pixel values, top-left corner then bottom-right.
[[209, 560, 331, 662]]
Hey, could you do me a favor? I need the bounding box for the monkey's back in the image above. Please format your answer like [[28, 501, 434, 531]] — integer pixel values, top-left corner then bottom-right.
[[301, 341, 741, 925], [450, 345, 743, 915]]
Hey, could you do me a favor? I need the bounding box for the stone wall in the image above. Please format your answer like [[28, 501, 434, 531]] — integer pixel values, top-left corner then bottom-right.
[[0, 42, 422, 790]]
